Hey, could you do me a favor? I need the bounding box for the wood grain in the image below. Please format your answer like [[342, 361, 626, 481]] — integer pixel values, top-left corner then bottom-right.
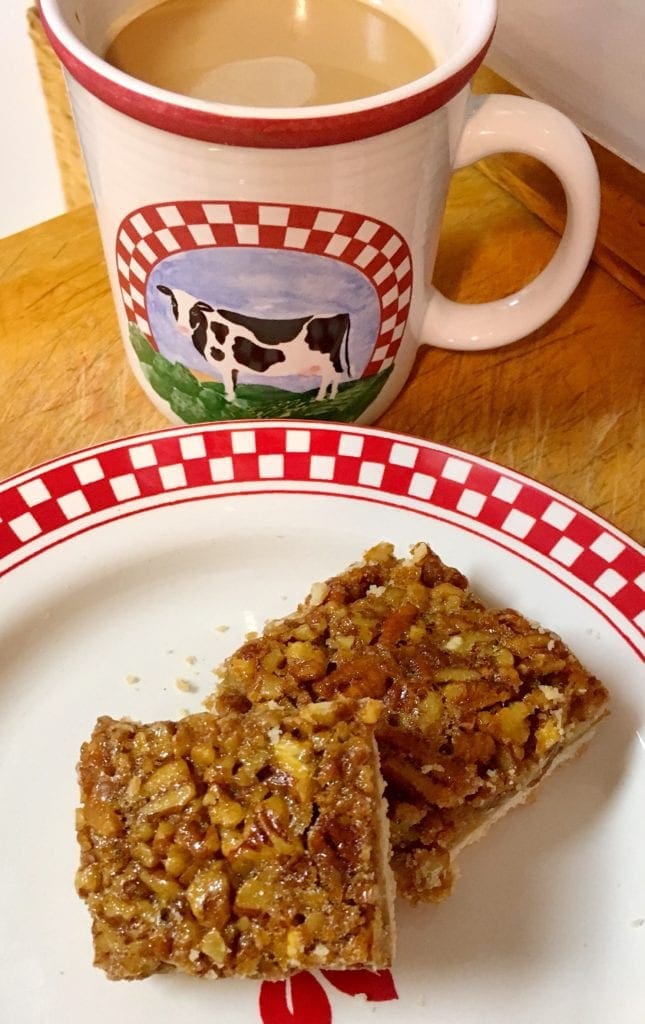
[[0, 205, 167, 465], [380, 168, 644, 540], [0, 169, 642, 541]]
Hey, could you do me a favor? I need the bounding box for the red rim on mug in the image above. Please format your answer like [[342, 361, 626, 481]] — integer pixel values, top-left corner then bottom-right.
[[38, 1, 496, 147]]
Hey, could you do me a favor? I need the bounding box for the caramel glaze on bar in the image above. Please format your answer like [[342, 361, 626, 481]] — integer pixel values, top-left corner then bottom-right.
[[210, 543, 609, 903]]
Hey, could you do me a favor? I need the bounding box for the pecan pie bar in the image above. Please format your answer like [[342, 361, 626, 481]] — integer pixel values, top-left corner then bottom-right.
[[75, 701, 394, 980], [210, 542, 609, 904]]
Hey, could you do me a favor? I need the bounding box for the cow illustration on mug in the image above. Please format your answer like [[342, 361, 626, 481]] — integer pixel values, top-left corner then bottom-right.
[[117, 200, 412, 423], [157, 284, 353, 401]]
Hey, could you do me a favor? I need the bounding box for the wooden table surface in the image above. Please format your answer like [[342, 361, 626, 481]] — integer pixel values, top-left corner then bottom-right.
[[0, 167, 642, 543]]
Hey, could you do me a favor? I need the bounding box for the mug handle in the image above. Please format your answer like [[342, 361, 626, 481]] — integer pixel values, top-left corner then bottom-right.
[[422, 93, 600, 350]]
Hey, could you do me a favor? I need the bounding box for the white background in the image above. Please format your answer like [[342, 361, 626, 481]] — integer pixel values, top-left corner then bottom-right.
[[1, 0, 643, 239], [1, 0, 64, 238]]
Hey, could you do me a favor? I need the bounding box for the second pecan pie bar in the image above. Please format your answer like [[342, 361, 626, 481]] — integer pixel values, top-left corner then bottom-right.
[[210, 542, 609, 903]]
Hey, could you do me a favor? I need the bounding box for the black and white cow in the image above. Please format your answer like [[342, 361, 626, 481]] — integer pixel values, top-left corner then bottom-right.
[[157, 285, 352, 401]]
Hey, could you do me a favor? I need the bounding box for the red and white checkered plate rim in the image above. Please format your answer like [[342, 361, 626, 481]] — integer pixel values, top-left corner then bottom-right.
[[1, 422, 643, 654]]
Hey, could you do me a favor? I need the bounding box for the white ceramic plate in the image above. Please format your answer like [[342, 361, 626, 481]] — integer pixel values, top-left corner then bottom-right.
[[1, 421, 643, 1024]]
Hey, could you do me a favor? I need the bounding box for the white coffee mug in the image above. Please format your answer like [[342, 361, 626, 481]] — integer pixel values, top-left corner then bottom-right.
[[40, 0, 600, 426]]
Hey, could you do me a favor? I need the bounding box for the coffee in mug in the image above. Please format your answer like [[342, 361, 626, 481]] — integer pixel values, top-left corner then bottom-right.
[[105, 0, 436, 107]]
